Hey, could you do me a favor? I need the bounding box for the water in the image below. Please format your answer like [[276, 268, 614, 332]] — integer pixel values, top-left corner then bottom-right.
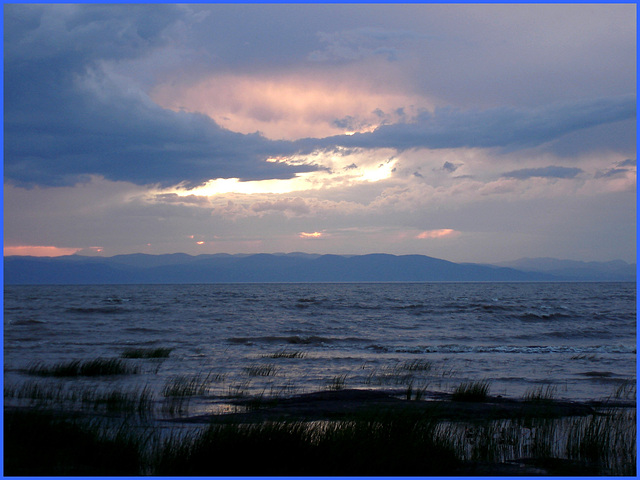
[[4, 282, 636, 413]]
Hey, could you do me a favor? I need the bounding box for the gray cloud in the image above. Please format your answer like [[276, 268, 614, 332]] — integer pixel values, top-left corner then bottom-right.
[[502, 166, 583, 180], [309, 27, 432, 62], [594, 169, 628, 179], [5, 4, 635, 190], [251, 197, 311, 216], [617, 158, 636, 167], [441, 161, 460, 173], [296, 96, 636, 153], [4, 4, 315, 188]]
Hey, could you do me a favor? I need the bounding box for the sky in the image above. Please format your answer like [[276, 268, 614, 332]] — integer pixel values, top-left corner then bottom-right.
[[3, 3, 637, 263]]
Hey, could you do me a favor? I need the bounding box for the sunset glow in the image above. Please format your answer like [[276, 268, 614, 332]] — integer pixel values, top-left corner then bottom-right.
[[299, 232, 323, 239], [4, 245, 82, 257], [416, 229, 459, 240], [171, 150, 399, 198], [4, 4, 635, 263], [151, 72, 428, 140]]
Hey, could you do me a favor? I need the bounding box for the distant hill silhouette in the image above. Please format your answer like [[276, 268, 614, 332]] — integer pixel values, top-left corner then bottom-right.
[[493, 257, 636, 282], [3, 253, 635, 285]]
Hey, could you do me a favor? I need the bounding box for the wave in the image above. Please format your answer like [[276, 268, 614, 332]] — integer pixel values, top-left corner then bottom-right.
[[392, 303, 426, 310], [8, 318, 46, 325], [516, 312, 573, 322], [228, 335, 372, 346], [66, 306, 133, 315], [394, 344, 636, 355], [103, 296, 131, 304], [294, 297, 325, 309], [123, 327, 164, 334], [514, 328, 617, 341]]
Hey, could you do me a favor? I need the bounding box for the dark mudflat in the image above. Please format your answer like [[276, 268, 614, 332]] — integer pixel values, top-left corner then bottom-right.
[[164, 389, 626, 476], [171, 388, 604, 424]]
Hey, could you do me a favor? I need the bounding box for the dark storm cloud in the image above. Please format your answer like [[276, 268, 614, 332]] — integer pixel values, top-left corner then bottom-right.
[[296, 95, 636, 153], [4, 4, 313, 188], [502, 166, 583, 180]]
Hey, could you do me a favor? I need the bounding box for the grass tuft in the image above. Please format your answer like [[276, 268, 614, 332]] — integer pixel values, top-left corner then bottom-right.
[[611, 380, 636, 401], [523, 385, 557, 404], [263, 349, 306, 359], [155, 411, 460, 476], [121, 347, 173, 359], [397, 359, 433, 372], [4, 395, 635, 476], [326, 374, 348, 391], [244, 363, 278, 377], [27, 358, 138, 377], [162, 374, 210, 397], [5, 381, 155, 416], [405, 382, 429, 401], [451, 380, 490, 402]]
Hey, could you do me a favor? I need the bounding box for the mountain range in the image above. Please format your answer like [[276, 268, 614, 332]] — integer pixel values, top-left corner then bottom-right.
[[3, 253, 636, 284]]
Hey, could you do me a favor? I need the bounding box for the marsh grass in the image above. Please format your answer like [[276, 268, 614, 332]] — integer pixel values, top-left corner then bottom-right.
[[365, 368, 414, 386], [405, 382, 429, 401], [244, 363, 278, 377], [364, 360, 454, 388], [398, 359, 433, 372], [326, 374, 348, 391], [611, 379, 636, 400], [27, 358, 138, 377], [84, 386, 155, 415], [451, 380, 490, 402], [5, 397, 635, 476], [162, 373, 210, 397], [263, 349, 306, 359], [566, 409, 636, 474], [5, 380, 70, 403], [121, 347, 173, 359], [437, 409, 636, 475], [5, 381, 156, 416], [155, 411, 461, 476], [227, 381, 252, 398], [523, 385, 557, 404]]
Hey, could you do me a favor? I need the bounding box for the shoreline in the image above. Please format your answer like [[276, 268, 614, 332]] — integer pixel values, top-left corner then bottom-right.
[[6, 386, 635, 476], [168, 387, 630, 424]]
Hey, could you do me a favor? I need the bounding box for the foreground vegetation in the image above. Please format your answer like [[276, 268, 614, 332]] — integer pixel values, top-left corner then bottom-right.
[[4, 391, 635, 475], [5, 353, 636, 476]]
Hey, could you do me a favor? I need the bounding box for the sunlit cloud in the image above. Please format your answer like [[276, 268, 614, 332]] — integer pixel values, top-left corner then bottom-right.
[[416, 229, 459, 239], [151, 72, 433, 140], [299, 231, 324, 239], [4, 245, 82, 257], [164, 148, 399, 199], [3, 4, 635, 263]]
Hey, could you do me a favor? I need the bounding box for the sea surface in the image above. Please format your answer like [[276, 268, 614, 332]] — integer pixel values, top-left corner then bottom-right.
[[4, 282, 636, 413]]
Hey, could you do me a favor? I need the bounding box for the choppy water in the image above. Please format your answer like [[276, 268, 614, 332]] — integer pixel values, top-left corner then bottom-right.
[[4, 282, 636, 412]]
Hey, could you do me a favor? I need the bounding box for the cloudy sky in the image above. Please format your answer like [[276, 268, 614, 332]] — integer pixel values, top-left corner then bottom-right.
[[4, 4, 636, 263]]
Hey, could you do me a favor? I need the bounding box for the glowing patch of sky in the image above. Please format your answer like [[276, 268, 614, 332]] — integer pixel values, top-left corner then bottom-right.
[[151, 72, 432, 140], [3, 4, 635, 263], [4, 246, 83, 257], [299, 232, 323, 239], [169, 149, 399, 198], [416, 229, 459, 239]]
